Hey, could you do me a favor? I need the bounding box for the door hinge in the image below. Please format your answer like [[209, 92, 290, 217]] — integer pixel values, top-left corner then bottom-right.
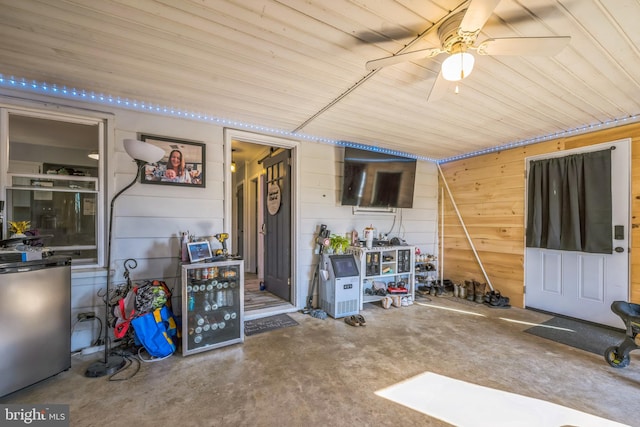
[[523, 285, 526, 294], [288, 277, 291, 286]]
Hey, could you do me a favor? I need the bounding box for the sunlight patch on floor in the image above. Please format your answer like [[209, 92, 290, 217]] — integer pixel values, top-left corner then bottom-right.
[[499, 317, 575, 332], [415, 302, 486, 317], [375, 372, 628, 427]]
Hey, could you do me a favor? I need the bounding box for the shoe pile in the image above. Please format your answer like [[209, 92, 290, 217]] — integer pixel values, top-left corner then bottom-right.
[[381, 295, 413, 309], [451, 280, 511, 309]]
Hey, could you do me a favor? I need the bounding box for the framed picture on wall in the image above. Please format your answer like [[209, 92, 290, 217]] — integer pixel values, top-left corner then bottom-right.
[[139, 134, 205, 188]]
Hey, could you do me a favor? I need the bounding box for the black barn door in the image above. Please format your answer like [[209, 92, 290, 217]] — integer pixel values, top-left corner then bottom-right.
[[262, 150, 291, 301]]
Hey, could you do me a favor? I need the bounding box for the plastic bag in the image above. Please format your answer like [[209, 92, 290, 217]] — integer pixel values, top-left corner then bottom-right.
[[131, 306, 178, 358]]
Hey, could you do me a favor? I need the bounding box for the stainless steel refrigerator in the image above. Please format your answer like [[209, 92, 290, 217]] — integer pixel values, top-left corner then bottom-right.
[[0, 256, 71, 397]]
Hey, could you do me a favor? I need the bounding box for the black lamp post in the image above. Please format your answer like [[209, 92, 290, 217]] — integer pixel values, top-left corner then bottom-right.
[[85, 139, 164, 378]]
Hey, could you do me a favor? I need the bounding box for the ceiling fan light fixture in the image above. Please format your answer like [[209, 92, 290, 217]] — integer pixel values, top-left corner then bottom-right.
[[442, 52, 475, 81]]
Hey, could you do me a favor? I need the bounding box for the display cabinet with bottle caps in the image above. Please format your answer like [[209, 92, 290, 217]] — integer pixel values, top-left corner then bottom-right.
[[181, 259, 244, 356]]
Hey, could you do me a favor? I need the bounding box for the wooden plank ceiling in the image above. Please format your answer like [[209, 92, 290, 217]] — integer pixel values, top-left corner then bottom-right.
[[0, 0, 638, 161]]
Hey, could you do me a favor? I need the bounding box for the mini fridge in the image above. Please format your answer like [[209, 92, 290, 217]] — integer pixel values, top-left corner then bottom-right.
[[0, 256, 71, 397], [181, 259, 244, 356]]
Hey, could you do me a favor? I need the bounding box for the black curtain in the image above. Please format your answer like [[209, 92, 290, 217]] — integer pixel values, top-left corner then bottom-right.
[[526, 149, 612, 254]]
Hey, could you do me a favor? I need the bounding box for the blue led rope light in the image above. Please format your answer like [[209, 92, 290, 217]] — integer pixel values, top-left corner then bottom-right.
[[0, 74, 433, 161], [334, 140, 425, 159], [0, 75, 337, 144], [1, 74, 637, 164], [437, 114, 640, 164]]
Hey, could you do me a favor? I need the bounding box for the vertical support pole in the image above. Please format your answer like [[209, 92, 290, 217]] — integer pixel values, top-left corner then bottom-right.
[[440, 186, 444, 287], [437, 164, 494, 291]]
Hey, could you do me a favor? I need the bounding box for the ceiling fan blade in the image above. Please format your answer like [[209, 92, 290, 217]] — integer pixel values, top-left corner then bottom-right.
[[365, 47, 443, 71], [492, 4, 571, 26], [426, 71, 452, 102], [477, 36, 571, 56], [354, 28, 418, 44], [460, 0, 501, 33]]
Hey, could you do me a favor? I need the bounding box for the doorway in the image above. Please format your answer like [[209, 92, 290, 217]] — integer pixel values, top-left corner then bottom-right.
[[226, 130, 298, 316], [524, 139, 630, 328]]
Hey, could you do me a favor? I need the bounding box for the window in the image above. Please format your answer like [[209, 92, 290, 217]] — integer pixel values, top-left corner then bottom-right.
[[3, 111, 103, 266]]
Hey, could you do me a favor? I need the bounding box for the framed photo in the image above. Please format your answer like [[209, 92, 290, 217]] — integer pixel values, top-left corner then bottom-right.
[[139, 134, 205, 187], [187, 241, 212, 263]]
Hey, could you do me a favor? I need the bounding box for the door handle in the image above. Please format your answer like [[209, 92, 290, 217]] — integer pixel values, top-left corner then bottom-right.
[[614, 247, 625, 253]]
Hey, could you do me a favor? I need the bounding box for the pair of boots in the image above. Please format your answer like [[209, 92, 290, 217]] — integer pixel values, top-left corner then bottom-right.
[[429, 285, 444, 296], [453, 283, 466, 298], [463, 280, 486, 303]]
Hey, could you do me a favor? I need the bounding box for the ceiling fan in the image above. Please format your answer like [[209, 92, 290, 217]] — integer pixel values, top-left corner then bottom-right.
[[365, 0, 571, 101]]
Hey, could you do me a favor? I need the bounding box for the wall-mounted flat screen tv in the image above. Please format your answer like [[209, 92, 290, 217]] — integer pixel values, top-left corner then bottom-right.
[[341, 147, 417, 208]]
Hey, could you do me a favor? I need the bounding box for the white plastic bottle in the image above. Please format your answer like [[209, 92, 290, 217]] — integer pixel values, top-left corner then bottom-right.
[[181, 232, 189, 263]]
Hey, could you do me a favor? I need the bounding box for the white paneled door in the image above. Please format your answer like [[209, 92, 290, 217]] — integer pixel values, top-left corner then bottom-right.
[[525, 139, 630, 328]]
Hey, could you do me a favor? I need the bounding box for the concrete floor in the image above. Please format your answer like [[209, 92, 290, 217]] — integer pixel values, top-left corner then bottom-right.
[[2, 295, 639, 426]]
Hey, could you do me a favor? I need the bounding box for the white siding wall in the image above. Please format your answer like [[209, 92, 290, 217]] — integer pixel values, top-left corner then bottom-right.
[[84, 113, 226, 351], [296, 142, 439, 307], [0, 90, 438, 352]]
